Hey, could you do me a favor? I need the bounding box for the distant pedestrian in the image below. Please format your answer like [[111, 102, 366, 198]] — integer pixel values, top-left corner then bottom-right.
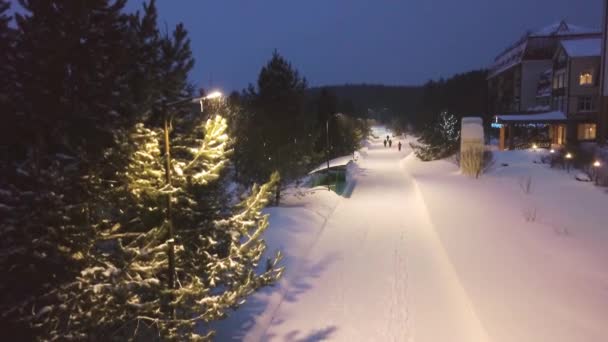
[[383, 139, 387, 147], [386, 135, 390, 141], [389, 139, 392, 148], [398, 141, 402, 151]]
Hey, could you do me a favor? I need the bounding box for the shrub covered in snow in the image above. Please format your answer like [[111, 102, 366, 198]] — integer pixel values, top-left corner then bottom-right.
[[460, 147, 494, 178]]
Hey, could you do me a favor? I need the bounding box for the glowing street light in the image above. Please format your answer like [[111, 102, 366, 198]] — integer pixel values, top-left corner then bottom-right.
[[532, 143, 538, 150], [565, 152, 573, 159], [550, 149, 555, 154], [204, 91, 223, 100], [593, 160, 601, 168], [196, 91, 223, 112]]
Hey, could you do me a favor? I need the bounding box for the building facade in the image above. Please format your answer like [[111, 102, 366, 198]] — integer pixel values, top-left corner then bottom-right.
[[488, 21, 601, 115], [489, 22, 603, 149], [552, 38, 601, 142]]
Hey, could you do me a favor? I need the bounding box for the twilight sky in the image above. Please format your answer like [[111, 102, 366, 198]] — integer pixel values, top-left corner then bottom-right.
[[126, 1, 602, 91]]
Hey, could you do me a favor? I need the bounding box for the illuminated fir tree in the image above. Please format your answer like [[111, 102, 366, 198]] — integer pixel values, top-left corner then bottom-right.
[[29, 115, 283, 341]]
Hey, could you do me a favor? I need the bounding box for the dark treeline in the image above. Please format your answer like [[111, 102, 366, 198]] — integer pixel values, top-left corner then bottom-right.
[[307, 84, 423, 121], [412, 69, 489, 128], [311, 70, 489, 133]]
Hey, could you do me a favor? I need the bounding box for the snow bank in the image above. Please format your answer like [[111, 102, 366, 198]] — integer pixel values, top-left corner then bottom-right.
[[308, 156, 353, 175], [403, 150, 608, 342], [212, 185, 342, 341]]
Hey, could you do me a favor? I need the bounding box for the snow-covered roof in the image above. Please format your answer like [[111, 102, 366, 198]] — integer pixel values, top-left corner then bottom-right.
[[560, 38, 602, 58], [529, 21, 600, 37], [308, 156, 353, 175], [495, 111, 567, 122], [488, 40, 527, 79], [489, 21, 600, 79]]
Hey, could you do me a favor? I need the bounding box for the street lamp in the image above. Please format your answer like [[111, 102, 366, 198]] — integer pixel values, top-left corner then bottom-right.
[[326, 113, 343, 191], [593, 160, 602, 184], [565, 152, 573, 172], [162, 91, 223, 294]]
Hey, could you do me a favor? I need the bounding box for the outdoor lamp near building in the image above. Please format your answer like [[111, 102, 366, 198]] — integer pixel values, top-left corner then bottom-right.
[[593, 160, 602, 184], [565, 152, 573, 172]]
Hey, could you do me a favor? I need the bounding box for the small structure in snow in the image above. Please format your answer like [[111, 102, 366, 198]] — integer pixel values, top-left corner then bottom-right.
[[575, 173, 592, 182]]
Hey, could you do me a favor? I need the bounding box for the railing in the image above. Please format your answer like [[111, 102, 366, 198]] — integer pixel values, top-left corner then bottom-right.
[[512, 140, 552, 150]]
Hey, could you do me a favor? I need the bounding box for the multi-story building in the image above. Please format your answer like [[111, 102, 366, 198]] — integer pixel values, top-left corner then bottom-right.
[[552, 38, 601, 142], [488, 21, 601, 115], [489, 22, 602, 150], [600, 0, 608, 144]]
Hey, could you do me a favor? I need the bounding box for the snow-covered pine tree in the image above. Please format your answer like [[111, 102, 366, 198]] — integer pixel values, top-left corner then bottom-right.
[[410, 111, 460, 161], [28, 114, 283, 340], [1, 1, 131, 337], [241, 51, 315, 204], [0, 0, 15, 149]]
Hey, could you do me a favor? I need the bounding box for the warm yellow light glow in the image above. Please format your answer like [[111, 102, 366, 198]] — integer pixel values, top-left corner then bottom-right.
[[205, 91, 223, 100], [565, 153, 573, 159], [550, 149, 555, 153], [579, 72, 593, 86], [532, 144, 538, 149], [593, 160, 601, 168]]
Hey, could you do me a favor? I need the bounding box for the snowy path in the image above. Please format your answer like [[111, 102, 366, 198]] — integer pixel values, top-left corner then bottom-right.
[[254, 130, 489, 341]]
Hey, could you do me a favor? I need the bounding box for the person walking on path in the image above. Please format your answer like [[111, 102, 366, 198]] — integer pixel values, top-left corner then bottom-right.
[[389, 139, 392, 148], [398, 141, 402, 151], [384, 139, 387, 148]]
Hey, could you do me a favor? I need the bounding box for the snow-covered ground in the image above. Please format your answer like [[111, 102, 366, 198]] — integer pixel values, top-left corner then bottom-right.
[[215, 127, 608, 341], [403, 147, 608, 342]]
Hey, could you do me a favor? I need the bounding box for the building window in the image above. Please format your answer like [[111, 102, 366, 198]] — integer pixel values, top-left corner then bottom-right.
[[579, 71, 593, 86], [552, 96, 565, 111], [577, 123, 597, 140], [553, 72, 566, 89], [553, 75, 559, 89], [577, 96, 595, 112]]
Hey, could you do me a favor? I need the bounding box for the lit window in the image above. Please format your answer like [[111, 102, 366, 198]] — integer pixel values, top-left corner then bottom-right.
[[553, 72, 566, 89], [577, 123, 597, 140], [579, 71, 593, 86], [577, 96, 595, 112]]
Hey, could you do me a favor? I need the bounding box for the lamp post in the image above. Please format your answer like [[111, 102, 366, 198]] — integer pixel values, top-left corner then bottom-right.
[[593, 160, 602, 184], [565, 152, 573, 172], [162, 91, 222, 300], [326, 113, 342, 191]]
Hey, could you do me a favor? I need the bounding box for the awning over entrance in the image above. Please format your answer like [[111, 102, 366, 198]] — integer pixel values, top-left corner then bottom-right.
[[494, 111, 567, 123], [492, 111, 567, 151]]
